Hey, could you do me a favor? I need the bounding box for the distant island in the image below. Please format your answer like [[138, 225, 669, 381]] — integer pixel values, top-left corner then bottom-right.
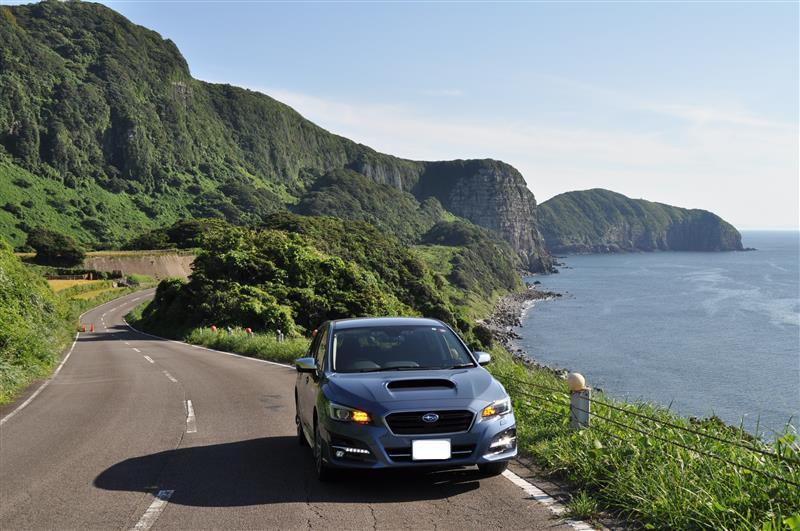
[[538, 189, 744, 254]]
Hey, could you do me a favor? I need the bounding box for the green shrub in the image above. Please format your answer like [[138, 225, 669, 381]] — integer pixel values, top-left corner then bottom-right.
[[26, 227, 85, 267], [0, 238, 68, 402], [186, 327, 309, 365]]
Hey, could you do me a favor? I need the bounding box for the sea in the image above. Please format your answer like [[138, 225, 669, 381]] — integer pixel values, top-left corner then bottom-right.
[[519, 231, 800, 437]]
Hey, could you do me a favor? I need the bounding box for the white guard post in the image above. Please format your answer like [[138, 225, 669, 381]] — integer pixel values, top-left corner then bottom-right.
[[567, 372, 590, 430]]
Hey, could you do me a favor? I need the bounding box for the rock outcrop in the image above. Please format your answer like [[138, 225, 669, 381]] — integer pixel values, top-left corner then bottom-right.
[[415, 160, 554, 272], [538, 189, 744, 254]]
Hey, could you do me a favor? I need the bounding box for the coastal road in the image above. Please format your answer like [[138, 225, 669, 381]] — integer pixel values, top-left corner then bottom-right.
[[0, 290, 577, 530]]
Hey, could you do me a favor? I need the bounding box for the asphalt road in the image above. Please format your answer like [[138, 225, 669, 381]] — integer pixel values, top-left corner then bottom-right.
[[0, 290, 577, 530]]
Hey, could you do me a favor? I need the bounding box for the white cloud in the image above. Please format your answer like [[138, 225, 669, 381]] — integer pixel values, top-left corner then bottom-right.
[[419, 88, 464, 97]]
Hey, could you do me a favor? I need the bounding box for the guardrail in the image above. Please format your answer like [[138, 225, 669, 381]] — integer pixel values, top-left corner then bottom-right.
[[500, 373, 800, 491]]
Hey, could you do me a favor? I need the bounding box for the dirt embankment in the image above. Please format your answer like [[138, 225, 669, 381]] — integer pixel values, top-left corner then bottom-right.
[[83, 252, 195, 279]]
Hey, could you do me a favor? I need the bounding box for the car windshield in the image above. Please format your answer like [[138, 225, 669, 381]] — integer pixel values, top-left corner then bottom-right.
[[332, 325, 475, 373]]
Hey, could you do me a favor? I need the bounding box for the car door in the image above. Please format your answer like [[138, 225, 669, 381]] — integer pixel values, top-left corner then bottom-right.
[[298, 329, 322, 432], [302, 324, 328, 423]]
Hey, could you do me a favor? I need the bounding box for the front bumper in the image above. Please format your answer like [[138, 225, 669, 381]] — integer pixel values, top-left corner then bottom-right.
[[319, 411, 517, 469]]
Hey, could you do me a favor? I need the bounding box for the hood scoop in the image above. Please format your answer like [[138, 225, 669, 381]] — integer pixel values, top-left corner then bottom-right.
[[387, 379, 456, 391]]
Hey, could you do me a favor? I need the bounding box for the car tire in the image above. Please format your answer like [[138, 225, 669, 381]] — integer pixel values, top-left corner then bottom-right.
[[478, 461, 508, 476], [313, 417, 334, 481]]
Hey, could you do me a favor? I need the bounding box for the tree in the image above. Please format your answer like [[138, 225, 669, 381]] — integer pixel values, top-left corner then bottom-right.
[[26, 228, 85, 267]]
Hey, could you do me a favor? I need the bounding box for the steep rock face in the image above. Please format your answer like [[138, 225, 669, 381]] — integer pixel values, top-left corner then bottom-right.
[[0, 1, 553, 271], [415, 160, 554, 272], [538, 189, 743, 254]]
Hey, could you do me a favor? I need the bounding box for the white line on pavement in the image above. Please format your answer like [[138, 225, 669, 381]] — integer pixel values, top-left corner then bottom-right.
[[162, 371, 178, 383], [132, 348, 141, 353], [185, 399, 197, 433], [143, 356, 154, 364], [130, 489, 174, 531], [502, 470, 597, 531], [125, 342, 130, 345], [0, 333, 80, 426]]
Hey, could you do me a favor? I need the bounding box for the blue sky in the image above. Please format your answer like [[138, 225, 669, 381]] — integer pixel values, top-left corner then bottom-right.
[[15, 1, 800, 228]]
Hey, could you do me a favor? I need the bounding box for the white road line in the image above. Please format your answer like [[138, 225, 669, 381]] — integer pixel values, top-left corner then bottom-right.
[[502, 470, 597, 531], [143, 355, 154, 364], [185, 399, 197, 433], [162, 370, 178, 383], [125, 342, 131, 345], [130, 489, 174, 531], [132, 348, 141, 353], [0, 333, 80, 426]]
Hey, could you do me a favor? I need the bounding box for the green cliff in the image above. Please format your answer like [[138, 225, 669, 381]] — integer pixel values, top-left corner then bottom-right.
[[0, 1, 552, 271], [538, 189, 744, 254]]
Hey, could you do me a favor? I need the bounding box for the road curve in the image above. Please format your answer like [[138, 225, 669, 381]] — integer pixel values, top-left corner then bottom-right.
[[1, 290, 575, 530]]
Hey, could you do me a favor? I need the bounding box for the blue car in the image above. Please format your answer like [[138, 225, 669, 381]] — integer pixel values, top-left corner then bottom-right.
[[294, 317, 517, 480]]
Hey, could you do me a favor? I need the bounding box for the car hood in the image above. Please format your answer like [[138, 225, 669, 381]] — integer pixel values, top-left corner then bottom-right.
[[322, 367, 505, 412]]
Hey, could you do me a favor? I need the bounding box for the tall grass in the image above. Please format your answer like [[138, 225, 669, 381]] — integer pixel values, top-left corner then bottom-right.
[[186, 327, 310, 365], [488, 345, 800, 530]]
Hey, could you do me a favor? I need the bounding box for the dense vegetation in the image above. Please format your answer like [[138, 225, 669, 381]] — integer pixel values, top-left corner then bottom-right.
[[539, 189, 743, 253], [132, 215, 515, 347], [0, 238, 68, 402], [294, 169, 448, 243], [122, 218, 228, 250], [26, 227, 85, 266], [0, 0, 552, 272]]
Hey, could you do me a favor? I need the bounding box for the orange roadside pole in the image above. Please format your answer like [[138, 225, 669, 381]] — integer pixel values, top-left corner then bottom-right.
[[90, 323, 94, 332]]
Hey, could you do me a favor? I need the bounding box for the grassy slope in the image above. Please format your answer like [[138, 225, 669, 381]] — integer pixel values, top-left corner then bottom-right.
[[0, 237, 69, 402]]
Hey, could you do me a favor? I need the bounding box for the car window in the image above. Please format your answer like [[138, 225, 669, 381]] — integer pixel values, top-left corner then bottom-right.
[[314, 326, 328, 370], [331, 325, 475, 373]]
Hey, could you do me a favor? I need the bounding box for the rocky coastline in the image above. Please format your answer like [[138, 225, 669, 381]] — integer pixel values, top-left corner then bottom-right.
[[481, 283, 570, 378]]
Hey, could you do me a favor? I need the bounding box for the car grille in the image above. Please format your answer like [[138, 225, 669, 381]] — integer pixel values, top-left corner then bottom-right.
[[385, 443, 476, 462], [384, 410, 474, 435]]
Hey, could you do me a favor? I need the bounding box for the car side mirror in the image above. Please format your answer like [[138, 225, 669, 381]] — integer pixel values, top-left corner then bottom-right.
[[295, 357, 317, 373], [475, 352, 491, 366]]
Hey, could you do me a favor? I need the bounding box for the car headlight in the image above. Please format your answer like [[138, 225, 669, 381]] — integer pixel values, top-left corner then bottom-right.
[[481, 397, 512, 419], [328, 402, 371, 424]]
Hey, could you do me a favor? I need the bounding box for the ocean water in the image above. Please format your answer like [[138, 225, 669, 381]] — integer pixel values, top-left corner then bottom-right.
[[518, 231, 800, 436]]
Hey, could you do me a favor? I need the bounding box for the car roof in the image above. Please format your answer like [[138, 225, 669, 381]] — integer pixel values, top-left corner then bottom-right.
[[330, 317, 445, 330]]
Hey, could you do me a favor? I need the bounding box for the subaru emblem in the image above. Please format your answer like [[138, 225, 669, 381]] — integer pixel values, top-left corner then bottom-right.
[[422, 413, 439, 423]]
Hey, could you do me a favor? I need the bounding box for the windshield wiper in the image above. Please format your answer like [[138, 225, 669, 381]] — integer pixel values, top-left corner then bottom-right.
[[442, 363, 474, 369], [348, 366, 425, 373]]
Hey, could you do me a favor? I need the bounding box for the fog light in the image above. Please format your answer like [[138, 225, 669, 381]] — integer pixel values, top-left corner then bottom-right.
[[488, 428, 517, 452], [343, 447, 369, 454], [332, 445, 370, 457]]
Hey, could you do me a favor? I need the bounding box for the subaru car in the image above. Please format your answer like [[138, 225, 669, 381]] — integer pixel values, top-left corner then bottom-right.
[[294, 317, 517, 480]]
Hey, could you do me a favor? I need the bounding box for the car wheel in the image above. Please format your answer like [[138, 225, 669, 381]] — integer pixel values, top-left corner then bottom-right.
[[313, 417, 334, 481], [478, 461, 508, 476]]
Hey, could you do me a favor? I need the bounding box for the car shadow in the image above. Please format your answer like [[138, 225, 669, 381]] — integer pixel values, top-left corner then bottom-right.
[[94, 436, 482, 507]]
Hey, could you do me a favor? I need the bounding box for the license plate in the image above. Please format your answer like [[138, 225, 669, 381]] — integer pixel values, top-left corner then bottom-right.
[[412, 439, 451, 460]]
